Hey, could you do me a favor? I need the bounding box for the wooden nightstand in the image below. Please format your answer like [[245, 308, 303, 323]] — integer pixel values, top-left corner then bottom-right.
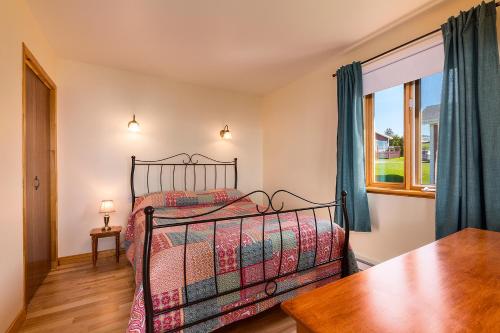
[[90, 226, 122, 266]]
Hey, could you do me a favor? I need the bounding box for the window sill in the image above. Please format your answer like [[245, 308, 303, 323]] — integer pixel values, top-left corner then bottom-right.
[[366, 186, 435, 199]]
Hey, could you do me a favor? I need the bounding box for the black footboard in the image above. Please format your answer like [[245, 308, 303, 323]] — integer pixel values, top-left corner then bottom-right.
[[141, 190, 351, 333]]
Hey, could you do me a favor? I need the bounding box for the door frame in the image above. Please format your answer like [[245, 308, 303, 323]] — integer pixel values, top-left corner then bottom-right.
[[22, 43, 58, 306]]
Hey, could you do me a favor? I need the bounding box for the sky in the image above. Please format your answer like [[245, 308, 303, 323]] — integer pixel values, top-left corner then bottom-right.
[[373, 72, 443, 136]]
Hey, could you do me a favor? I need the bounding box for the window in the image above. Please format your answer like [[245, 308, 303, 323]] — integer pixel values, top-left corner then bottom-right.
[[372, 85, 404, 184], [416, 72, 443, 186], [361, 32, 444, 197], [364, 72, 442, 198]]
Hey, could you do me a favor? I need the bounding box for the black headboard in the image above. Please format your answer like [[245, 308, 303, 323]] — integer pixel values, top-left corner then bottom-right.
[[131, 153, 237, 209]]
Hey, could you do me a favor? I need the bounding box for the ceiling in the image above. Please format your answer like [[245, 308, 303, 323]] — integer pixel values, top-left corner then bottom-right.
[[26, 0, 442, 95]]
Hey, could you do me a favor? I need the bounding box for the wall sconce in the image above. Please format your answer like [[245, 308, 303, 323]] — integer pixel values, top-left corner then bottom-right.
[[220, 125, 232, 139], [128, 114, 140, 132]]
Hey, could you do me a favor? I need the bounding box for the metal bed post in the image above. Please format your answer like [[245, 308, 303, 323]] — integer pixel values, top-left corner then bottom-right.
[[143, 205, 155, 333], [340, 190, 350, 277], [234, 158, 238, 189], [131, 155, 136, 210]]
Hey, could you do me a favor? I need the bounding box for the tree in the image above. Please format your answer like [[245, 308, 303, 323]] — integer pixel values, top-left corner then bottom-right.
[[390, 134, 404, 156], [384, 128, 394, 136]]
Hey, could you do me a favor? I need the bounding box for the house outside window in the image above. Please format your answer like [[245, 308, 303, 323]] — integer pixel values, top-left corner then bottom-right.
[[375, 132, 390, 151]]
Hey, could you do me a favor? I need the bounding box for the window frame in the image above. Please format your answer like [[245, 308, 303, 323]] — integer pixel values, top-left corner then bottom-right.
[[364, 80, 435, 199]]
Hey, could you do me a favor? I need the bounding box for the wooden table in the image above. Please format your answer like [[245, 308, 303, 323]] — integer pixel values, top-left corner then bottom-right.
[[90, 226, 122, 266], [282, 228, 500, 333]]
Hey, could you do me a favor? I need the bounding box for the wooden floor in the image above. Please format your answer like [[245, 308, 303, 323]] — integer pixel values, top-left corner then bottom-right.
[[20, 256, 295, 333]]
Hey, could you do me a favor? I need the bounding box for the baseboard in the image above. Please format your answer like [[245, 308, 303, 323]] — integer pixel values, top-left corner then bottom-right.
[[58, 248, 125, 266], [6, 307, 26, 333], [354, 253, 380, 266]]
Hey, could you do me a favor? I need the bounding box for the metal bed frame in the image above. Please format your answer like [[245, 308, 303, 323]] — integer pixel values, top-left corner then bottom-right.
[[130, 153, 351, 333]]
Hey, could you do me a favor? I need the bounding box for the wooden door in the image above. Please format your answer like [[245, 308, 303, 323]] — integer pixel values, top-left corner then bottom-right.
[[25, 65, 52, 303]]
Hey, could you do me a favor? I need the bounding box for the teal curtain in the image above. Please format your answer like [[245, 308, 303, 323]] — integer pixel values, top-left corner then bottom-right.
[[335, 62, 371, 231], [436, 1, 500, 238]]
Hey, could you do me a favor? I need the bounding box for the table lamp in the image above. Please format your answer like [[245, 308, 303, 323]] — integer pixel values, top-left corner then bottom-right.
[[99, 200, 115, 231]]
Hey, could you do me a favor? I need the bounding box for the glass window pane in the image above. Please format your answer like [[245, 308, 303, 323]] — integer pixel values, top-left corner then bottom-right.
[[373, 85, 405, 183], [419, 72, 442, 185]]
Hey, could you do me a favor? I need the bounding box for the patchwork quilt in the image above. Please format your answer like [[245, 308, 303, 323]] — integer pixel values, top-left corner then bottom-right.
[[125, 190, 356, 333]]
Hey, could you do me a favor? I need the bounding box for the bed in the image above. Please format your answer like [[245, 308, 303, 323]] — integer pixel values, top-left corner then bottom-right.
[[125, 153, 357, 333]]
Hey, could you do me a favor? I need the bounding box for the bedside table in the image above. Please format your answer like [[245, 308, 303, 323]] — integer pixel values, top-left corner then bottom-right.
[[90, 226, 122, 266]]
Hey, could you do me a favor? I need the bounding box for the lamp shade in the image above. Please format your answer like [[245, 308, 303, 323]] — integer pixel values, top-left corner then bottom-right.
[[128, 114, 140, 132], [99, 200, 116, 213], [220, 125, 232, 139]]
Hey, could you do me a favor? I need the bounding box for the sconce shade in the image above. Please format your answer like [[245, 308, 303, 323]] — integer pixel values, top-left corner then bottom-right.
[[99, 200, 116, 213], [128, 114, 140, 132], [220, 125, 232, 139]]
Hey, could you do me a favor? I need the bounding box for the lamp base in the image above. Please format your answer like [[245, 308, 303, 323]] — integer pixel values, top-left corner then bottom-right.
[[102, 214, 111, 231]]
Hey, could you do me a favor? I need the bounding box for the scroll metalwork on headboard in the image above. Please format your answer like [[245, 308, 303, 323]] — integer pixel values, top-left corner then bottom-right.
[[131, 153, 238, 210]]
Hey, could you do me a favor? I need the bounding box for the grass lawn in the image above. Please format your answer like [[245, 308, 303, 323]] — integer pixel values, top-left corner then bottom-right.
[[375, 157, 430, 184]]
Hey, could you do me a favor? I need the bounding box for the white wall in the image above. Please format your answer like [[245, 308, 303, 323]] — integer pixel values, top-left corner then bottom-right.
[[262, 0, 497, 264], [0, 0, 56, 330], [57, 60, 263, 257]]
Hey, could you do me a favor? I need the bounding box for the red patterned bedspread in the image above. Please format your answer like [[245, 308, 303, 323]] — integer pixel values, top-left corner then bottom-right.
[[125, 192, 349, 333]]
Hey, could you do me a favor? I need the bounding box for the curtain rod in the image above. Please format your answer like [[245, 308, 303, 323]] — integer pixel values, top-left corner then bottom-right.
[[331, 1, 500, 78]]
